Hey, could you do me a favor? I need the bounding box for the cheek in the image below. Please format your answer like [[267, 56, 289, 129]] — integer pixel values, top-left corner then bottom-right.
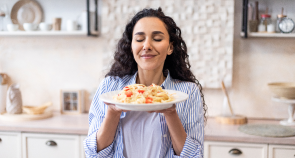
[[156, 43, 170, 55]]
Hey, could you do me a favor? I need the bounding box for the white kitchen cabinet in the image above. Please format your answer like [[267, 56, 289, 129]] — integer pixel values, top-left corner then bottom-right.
[[0, 131, 22, 158], [269, 144, 295, 158], [80, 135, 87, 158], [22, 133, 80, 158], [204, 141, 268, 158]]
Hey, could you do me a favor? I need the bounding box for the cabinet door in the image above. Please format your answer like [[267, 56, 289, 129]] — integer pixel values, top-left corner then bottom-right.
[[22, 133, 80, 158], [269, 144, 295, 158], [0, 132, 21, 158], [204, 141, 268, 158], [80, 135, 87, 158]]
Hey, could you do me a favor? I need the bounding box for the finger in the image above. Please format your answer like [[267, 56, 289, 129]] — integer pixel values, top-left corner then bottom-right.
[[104, 102, 115, 106]]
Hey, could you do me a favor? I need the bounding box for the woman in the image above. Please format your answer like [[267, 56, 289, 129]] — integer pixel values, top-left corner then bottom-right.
[[84, 7, 207, 158]]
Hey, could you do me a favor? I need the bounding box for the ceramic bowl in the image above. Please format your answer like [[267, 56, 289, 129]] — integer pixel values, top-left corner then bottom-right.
[[268, 82, 295, 99], [23, 23, 37, 31], [39, 22, 52, 31], [7, 24, 19, 31]]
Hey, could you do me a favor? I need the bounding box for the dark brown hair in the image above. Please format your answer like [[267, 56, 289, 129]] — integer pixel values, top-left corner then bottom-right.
[[106, 7, 207, 123]]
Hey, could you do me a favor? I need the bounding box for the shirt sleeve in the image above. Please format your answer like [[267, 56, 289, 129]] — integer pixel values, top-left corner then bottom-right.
[[172, 84, 204, 158], [83, 78, 116, 158]]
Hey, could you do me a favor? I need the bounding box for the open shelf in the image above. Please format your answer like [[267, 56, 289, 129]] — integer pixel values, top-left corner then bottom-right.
[[240, 32, 295, 37], [0, 30, 99, 36]]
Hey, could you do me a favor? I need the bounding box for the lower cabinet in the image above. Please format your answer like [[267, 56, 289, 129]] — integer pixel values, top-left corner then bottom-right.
[[22, 133, 80, 158], [0, 132, 22, 158], [268, 144, 295, 158], [80, 135, 87, 158], [204, 141, 268, 158], [0, 131, 87, 158]]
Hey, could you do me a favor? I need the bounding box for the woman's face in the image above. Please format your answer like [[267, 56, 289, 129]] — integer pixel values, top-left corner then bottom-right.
[[131, 17, 173, 72]]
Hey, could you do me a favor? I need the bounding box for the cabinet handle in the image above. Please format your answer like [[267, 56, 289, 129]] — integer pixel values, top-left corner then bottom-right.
[[46, 140, 57, 146], [229, 148, 242, 155], [0, 138, 2, 142]]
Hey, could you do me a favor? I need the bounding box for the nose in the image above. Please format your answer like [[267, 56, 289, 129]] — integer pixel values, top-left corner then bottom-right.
[[143, 40, 152, 51]]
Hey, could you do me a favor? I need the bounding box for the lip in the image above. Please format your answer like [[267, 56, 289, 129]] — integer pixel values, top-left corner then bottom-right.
[[140, 54, 156, 59]]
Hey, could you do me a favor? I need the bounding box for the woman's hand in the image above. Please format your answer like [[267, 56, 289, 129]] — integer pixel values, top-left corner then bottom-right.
[[104, 102, 128, 116], [147, 104, 177, 116]]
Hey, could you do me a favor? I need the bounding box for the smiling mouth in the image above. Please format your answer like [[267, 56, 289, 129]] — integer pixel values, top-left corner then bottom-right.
[[141, 54, 156, 59]]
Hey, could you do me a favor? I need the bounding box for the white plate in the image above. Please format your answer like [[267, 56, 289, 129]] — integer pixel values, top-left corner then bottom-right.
[[99, 90, 189, 111]]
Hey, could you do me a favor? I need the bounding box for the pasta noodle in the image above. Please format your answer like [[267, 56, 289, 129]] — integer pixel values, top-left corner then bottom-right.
[[113, 84, 174, 104]]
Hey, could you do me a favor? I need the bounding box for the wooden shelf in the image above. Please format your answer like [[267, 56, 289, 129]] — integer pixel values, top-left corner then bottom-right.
[[241, 32, 295, 38], [0, 30, 99, 36]]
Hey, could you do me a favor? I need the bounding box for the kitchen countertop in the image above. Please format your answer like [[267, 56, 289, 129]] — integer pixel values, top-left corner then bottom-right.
[[0, 112, 89, 135], [0, 113, 295, 145], [205, 117, 295, 145]]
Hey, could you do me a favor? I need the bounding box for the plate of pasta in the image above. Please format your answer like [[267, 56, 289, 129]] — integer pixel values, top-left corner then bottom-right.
[[99, 84, 189, 111]]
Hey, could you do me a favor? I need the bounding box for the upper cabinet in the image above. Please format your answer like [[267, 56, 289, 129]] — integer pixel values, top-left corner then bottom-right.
[[0, 0, 99, 36], [241, 0, 295, 38]]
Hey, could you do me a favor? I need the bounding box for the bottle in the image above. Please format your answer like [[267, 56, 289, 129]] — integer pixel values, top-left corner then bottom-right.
[[258, 14, 271, 32]]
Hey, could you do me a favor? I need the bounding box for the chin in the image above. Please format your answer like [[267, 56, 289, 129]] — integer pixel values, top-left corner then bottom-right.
[[138, 64, 159, 71]]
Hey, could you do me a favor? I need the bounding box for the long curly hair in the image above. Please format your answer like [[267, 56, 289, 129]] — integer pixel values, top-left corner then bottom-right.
[[106, 7, 207, 123]]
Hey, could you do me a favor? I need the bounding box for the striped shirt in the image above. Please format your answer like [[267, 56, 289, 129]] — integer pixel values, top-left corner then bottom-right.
[[84, 71, 204, 158]]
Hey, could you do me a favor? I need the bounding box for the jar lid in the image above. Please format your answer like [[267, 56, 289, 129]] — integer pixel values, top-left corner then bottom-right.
[[277, 14, 287, 18], [261, 14, 271, 18]]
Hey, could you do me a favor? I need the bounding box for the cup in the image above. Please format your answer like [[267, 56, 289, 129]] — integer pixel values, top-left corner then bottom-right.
[[7, 24, 19, 31], [39, 22, 52, 31], [53, 18, 62, 31], [66, 20, 77, 31], [23, 23, 37, 31]]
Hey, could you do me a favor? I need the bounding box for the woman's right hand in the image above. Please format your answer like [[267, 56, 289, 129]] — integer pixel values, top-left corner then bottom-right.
[[104, 102, 128, 116]]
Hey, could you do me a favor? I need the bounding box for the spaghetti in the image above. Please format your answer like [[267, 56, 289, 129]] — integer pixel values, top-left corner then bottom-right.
[[113, 84, 174, 104]]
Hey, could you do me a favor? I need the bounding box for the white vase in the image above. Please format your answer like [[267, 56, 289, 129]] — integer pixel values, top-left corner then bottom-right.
[[6, 84, 23, 114]]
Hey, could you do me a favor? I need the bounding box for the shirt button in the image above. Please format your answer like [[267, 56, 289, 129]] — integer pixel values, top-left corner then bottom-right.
[[163, 134, 167, 137]]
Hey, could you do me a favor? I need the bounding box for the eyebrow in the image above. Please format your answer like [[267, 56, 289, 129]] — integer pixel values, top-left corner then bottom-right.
[[134, 31, 164, 35]]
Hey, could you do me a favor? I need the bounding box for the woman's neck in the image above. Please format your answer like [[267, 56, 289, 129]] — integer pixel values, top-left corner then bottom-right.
[[136, 68, 166, 86]]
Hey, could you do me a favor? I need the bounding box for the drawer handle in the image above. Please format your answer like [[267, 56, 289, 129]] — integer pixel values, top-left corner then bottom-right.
[[46, 140, 57, 146], [0, 138, 2, 142], [229, 148, 242, 155]]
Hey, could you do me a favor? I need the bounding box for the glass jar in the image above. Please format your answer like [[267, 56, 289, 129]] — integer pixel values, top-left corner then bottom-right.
[[258, 14, 271, 32], [276, 14, 287, 33]]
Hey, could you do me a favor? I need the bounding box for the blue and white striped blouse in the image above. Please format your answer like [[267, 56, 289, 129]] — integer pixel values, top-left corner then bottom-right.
[[84, 71, 204, 158]]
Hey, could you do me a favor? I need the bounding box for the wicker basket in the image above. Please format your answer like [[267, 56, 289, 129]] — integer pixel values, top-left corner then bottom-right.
[[268, 82, 295, 99], [23, 102, 52, 115]]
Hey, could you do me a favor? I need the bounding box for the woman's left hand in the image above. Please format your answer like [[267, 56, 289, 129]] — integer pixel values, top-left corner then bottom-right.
[[147, 104, 177, 116]]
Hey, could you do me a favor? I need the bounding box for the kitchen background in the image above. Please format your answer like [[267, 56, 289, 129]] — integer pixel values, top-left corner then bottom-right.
[[0, 0, 295, 119]]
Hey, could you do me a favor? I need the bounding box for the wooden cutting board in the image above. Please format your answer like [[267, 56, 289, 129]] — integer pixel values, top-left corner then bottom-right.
[[215, 115, 247, 125], [0, 110, 53, 122]]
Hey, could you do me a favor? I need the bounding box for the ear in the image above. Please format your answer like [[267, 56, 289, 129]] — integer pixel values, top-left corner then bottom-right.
[[167, 42, 173, 55]]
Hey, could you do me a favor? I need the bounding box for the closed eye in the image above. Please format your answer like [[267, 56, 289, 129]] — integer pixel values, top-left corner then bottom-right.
[[154, 39, 162, 42]]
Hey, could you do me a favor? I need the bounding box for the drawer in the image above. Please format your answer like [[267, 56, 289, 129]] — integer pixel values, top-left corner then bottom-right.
[[22, 133, 80, 158], [80, 135, 87, 158], [0, 132, 21, 158], [269, 144, 295, 158], [204, 141, 268, 158]]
